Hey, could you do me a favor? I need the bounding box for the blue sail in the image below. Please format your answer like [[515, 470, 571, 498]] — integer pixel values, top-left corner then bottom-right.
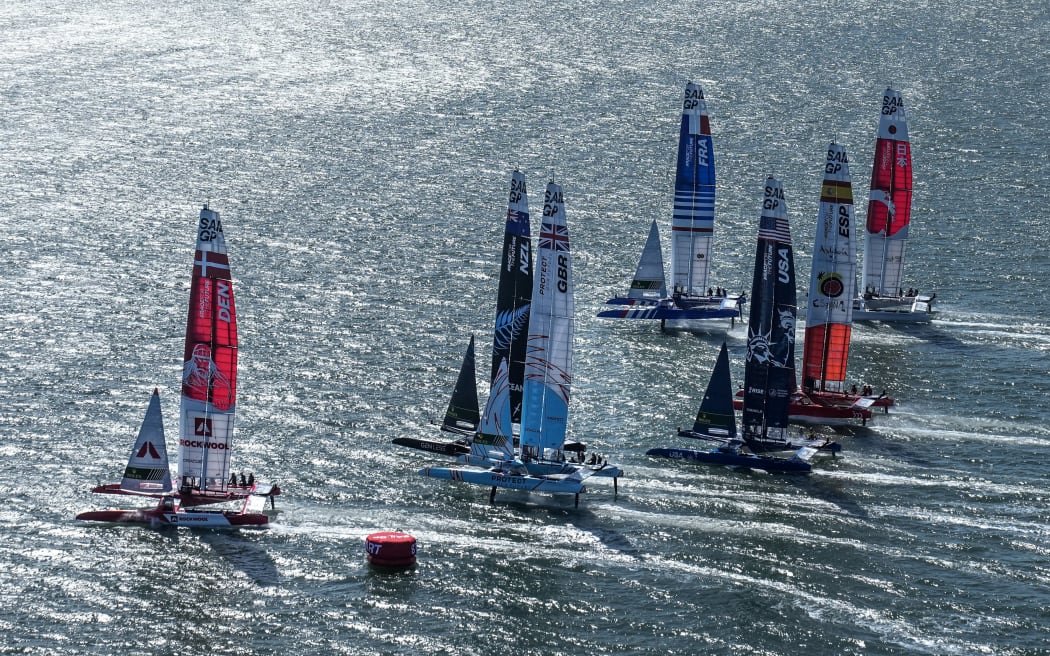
[[670, 82, 716, 295], [683, 342, 737, 440]]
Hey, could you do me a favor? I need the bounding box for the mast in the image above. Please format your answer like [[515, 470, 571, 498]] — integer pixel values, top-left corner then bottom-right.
[[742, 178, 796, 446], [491, 170, 533, 424], [803, 143, 857, 394], [519, 181, 573, 460], [670, 82, 716, 296], [863, 88, 913, 297], [178, 204, 238, 493]]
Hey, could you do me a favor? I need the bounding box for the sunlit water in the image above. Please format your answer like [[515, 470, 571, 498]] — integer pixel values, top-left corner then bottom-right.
[[1, 0, 1048, 654]]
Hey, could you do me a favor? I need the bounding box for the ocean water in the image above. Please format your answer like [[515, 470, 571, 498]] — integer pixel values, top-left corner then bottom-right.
[[2, 0, 1048, 654]]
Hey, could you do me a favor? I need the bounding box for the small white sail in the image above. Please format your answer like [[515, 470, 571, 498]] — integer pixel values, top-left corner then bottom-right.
[[627, 220, 668, 300], [120, 389, 173, 495]]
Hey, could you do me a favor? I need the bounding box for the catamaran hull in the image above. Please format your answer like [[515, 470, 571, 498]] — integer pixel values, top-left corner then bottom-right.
[[392, 437, 470, 456], [852, 305, 933, 323], [89, 483, 281, 507], [419, 467, 585, 494], [76, 508, 269, 528], [733, 396, 873, 426], [647, 447, 811, 473], [599, 296, 742, 321], [808, 390, 893, 411]]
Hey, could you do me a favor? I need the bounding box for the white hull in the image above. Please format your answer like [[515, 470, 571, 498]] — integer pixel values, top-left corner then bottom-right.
[[852, 295, 934, 323]]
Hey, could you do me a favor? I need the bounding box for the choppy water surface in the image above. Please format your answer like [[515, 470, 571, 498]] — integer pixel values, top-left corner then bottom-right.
[[2, 0, 1048, 654]]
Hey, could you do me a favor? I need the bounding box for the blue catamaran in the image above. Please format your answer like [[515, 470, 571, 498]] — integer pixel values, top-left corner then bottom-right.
[[648, 179, 832, 474], [599, 82, 744, 327]]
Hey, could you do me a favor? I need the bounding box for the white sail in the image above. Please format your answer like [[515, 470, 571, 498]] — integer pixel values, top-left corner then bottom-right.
[[520, 181, 574, 459], [120, 389, 173, 495], [469, 358, 514, 462], [627, 220, 668, 300]]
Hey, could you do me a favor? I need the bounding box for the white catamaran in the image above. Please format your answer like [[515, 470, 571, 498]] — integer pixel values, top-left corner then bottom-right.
[[854, 88, 935, 322], [599, 82, 744, 329]]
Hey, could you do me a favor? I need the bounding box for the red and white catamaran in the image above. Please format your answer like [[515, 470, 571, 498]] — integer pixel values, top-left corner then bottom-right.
[[855, 88, 934, 321], [78, 205, 278, 528]]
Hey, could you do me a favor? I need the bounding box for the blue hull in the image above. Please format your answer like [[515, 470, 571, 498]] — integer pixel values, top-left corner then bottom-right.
[[597, 305, 740, 320], [646, 447, 811, 473], [419, 466, 585, 494]]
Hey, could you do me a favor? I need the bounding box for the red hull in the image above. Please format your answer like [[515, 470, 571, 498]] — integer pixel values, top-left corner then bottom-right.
[[90, 483, 281, 507], [808, 389, 893, 410], [76, 507, 269, 528], [733, 393, 873, 425]]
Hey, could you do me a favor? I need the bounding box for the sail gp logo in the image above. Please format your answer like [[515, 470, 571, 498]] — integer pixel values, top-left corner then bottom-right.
[[195, 418, 213, 437]]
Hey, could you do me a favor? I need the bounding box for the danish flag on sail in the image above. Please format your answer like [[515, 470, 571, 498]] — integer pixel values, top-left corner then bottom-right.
[[178, 205, 238, 493]]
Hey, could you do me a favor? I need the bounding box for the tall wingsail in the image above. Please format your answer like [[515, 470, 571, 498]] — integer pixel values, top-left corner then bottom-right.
[[627, 220, 668, 301], [492, 170, 533, 424], [670, 82, 716, 296], [863, 88, 912, 297], [178, 205, 237, 493], [120, 389, 173, 494], [803, 144, 857, 394], [742, 178, 797, 448], [520, 181, 573, 459]]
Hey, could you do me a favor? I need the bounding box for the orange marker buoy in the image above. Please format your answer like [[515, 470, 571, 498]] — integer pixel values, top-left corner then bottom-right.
[[365, 531, 417, 568]]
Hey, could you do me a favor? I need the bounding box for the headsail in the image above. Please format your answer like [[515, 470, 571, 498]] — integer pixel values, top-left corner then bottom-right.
[[178, 205, 238, 493], [742, 178, 797, 448], [627, 220, 668, 300], [120, 389, 173, 495], [684, 342, 737, 439], [863, 88, 912, 297], [492, 170, 533, 424], [803, 144, 857, 394], [670, 82, 716, 296], [442, 335, 481, 434], [520, 181, 573, 459]]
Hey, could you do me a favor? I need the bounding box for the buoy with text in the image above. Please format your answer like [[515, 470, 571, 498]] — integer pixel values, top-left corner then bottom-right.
[[365, 531, 417, 568]]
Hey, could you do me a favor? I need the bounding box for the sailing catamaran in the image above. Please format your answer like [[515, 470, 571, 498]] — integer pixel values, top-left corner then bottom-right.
[[799, 144, 892, 419], [647, 342, 817, 473], [78, 205, 277, 528], [421, 180, 623, 505], [652, 180, 824, 471], [599, 82, 744, 327], [393, 170, 533, 455], [855, 88, 934, 322]]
